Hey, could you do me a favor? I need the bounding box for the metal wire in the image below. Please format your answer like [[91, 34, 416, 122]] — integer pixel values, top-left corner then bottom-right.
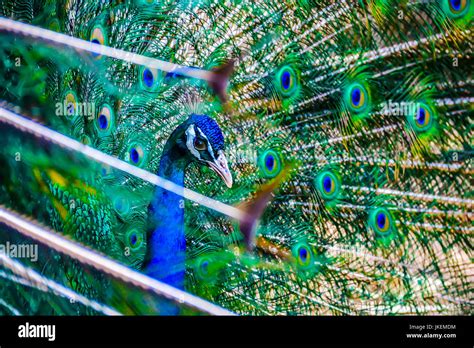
[[0, 260, 121, 316], [0, 206, 235, 316], [0, 106, 247, 222], [0, 17, 217, 82]]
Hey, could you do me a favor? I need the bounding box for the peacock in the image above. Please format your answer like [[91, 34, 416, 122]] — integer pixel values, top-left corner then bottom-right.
[[146, 113, 232, 289], [0, 0, 472, 316]]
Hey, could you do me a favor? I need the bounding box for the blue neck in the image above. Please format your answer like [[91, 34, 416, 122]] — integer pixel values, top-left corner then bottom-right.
[[145, 145, 188, 290]]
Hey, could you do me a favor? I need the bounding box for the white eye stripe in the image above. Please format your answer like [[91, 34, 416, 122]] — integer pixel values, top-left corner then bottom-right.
[[185, 125, 201, 160], [196, 127, 216, 161]]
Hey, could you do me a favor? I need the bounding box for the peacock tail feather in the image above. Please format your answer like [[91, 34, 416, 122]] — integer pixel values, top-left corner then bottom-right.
[[0, 0, 472, 315]]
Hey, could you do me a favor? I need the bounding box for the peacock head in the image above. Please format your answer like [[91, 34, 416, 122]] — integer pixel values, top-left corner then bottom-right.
[[170, 114, 232, 188]]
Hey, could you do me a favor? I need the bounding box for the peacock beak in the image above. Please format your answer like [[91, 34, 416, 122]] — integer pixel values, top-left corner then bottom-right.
[[206, 151, 233, 188]]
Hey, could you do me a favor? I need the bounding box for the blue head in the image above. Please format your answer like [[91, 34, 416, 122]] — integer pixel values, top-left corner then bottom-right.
[[165, 114, 232, 187]]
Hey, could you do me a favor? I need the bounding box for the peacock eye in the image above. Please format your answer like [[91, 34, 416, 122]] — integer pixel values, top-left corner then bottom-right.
[[407, 102, 434, 133], [139, 66, 160, 91], [442, 0, 470, 22], [259, 149, 282, 178], [449, 0, 467, 14], [276, 65, 298, 97], [369, 208, 395, 238], [315, 170, 340, 202], [95, 103, 115, 135], [64, 90, 78, 118], [194, 137, 207, 151], [89, 25, 107, 59], [292, 242, 314, 271], [348, 83, 367, 110]]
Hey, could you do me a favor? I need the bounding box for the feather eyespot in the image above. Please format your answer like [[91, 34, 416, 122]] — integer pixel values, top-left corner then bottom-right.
[[266, 155, 274, 171], [114, 196, 130, 215], [376, 212, 390, 232], [195, 256, 217, 280], [127, 143, 146, 166], [348, 84, 367, 110], [276, 65, 299, 97], [130, 148, 140, 163], [415, 105, 431, 128], [315, 170, 341, 201], [101, 165, 113, 177], [407, 102, 434, 133], [342, 76, 372, 120], [143, 68, 154, 87], [64, 91, 78, 118], [89, 25, 107, 59], [98, 114, 108, 129], [95, 104, 115, 135], [140, 67, 160, 91], [281, 70, 292, 90], [442, 0, 471, 22], [369, 208, 395, 238], [126, 229, 143, 251], [323, 175, 335, 195], [449, 0, 468, 14], [292, 243, 314, 269], [259, 149, 282, 178], [298, 247, 309, 264], [200, 260, 209, 274]]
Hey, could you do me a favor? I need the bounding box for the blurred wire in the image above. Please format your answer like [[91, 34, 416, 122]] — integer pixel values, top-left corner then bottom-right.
[[0, 17, 216, 82], [0, 205, 235, 315], [0, 106, 247, 222], [0, 259, 121, 316]]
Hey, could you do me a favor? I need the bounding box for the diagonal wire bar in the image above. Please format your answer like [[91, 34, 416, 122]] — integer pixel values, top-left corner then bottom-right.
[[0, 205, 235, 315], [0, 17, 217, 82], [0, 106, 247, 222], [0, 261, 122, 316]]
